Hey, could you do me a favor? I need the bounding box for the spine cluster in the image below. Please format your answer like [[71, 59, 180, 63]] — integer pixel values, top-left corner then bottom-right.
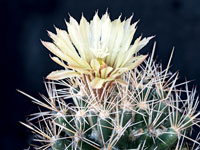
[[20, 46, 200, 150]]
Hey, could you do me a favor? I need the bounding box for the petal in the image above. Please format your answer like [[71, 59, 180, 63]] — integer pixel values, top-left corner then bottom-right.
[[113, 52, 127, 68], [100, 12, 111, 48], [80, 15, 90, 44], [47, 30, 86, 66], [66, 17, 86, 60], [54, 27, 80, 58], [50, 56, 83, 71], [90, 12, 101, 49], [128, 36, 142, 55], [108, 21, 125, 67], [46, 70, 80, 80], [112, 20, 125, 51], [50, 56, 66, 68], [120, 20, 138, 52], [90, 59, 100, 72], [110, 68, 127, 78], [101, 66, 113, 78], [90, 77, 106, 89], [42, 38, 91, 70], [119, 36, 142, 67], [68, 64, 91, 74], [42, 41, 85, 68], [80, 15, 94, 62], [126, 55, 148, 70], [41, 41, 67, 61], [135, 36, 154, 53]]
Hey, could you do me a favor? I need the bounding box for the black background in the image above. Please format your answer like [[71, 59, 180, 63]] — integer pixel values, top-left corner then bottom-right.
[[1, 0, 200, 149]]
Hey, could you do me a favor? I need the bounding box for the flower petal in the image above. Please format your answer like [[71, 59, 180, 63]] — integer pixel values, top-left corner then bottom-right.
[[101, 12, 111, 48], [41, 41, 81, 67], [118, 36, 141, 67], [68, 64, 91, 74], [90, 59, 101, 76], [80, 15, 94, 62], [101, 66, 113, 78], [46, 70, 80, 80], [135, 36, 155, 53], [66, 17, 86, 60], [42, 40, 91, 71], [50, 56, 66, 68], [90, 12, 101, 49], [126, 55, 148, 70], [50, 56, 91, 74], [41, 41, 67, 61], [47, 30, 90, 68], [90, 77, 105, 89]]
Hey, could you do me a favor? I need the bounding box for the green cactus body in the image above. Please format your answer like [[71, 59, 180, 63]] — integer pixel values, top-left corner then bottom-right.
[[52, 139, 72, 150], [97, 117, 113, 143], [119, 109, 132, 127], [114, 130, 130, 149], [88, 110, 98, 125], [134, 109, 148, 129], [77, 139, 98, 150], [55, 113, 75, 136], [149, 128, 178, 150], [134, 128, 154, 147]]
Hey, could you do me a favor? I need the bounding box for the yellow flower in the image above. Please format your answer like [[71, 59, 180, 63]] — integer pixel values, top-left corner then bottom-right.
[[42, 12, 153, 89]]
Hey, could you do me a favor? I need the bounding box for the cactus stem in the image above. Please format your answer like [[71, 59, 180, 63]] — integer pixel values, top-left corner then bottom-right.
[[110, 120, 132, 147], [54, 121, 76, 135], [83, 123, 97, 134], [55, 112, 77, 132], [20, 30, 200, 149], [81, 136, 101, 150]]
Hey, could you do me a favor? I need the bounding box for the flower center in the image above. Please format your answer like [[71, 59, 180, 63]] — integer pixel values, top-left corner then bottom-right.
[[91, 45, 109, 59], [97, 58, 106, 66]]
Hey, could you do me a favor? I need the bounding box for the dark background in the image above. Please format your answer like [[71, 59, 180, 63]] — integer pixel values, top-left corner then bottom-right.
[[1, 0, 200, 149]]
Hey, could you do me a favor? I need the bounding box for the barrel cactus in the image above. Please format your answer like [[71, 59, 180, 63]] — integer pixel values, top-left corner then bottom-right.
[[20, 12, 200, 150]]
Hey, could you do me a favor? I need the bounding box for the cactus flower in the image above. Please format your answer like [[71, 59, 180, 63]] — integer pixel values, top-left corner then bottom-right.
[[42, 12, 153, 89]]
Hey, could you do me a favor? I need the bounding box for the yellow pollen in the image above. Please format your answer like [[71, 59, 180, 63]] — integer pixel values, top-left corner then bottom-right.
[[97, 58, 106, 66]]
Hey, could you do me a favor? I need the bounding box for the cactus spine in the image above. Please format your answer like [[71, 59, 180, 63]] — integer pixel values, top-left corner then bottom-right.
[[20, 12, 200, 150]]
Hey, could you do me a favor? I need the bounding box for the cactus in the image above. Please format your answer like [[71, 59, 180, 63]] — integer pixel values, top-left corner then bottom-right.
[[20, 12, 200, 150]]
